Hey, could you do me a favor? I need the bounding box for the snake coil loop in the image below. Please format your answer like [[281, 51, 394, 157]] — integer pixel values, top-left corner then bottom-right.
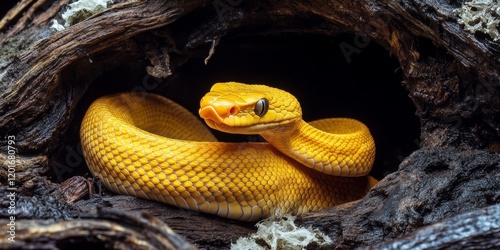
[[81, 82, 376, 221]]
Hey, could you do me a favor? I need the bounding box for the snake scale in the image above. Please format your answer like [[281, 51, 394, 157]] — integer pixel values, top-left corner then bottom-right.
[[81, 82, 376, 221]]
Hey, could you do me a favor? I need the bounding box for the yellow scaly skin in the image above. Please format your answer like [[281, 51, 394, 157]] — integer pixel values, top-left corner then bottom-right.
[[80, 82, 377, 221]]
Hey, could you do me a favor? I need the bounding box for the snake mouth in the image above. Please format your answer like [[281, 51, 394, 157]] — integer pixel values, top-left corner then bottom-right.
[[199, 105, 298, 134], [203, 117, 296, 135]]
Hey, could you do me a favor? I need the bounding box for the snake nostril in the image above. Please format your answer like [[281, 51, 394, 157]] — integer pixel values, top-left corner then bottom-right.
[[229, 106, 237, 115]]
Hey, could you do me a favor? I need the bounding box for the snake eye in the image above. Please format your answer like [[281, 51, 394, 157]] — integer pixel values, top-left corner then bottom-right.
[[254, 98, 269, 117]]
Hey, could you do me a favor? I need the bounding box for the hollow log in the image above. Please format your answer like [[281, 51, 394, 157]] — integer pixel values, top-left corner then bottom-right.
[[0, 0, 499, 249]]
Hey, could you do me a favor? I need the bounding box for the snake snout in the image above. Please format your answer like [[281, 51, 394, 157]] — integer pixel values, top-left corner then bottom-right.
[[199, 98, 240, 122], [199, 106, 226, 124]]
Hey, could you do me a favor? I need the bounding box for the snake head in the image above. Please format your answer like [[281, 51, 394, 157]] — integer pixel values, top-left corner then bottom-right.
[[199, 82, 302, 134]]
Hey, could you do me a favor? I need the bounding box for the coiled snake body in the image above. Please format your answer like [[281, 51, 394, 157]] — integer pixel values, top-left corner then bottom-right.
[[81, 82, 376, 221]]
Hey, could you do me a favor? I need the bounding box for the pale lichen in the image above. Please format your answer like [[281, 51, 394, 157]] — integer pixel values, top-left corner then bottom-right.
[[231, 215, 332, 250], [455, 0, 500, 41], [51, 0, 110, 31]]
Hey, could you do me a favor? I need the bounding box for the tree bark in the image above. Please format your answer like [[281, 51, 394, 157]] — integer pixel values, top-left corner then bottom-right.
[[0, 0, 499, 249], [0, 206, 198, 250], [366, 203, 500, 250]]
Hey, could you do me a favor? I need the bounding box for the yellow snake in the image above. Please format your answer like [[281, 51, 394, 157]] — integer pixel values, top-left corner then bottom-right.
[[80, 82, 376, 221]]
